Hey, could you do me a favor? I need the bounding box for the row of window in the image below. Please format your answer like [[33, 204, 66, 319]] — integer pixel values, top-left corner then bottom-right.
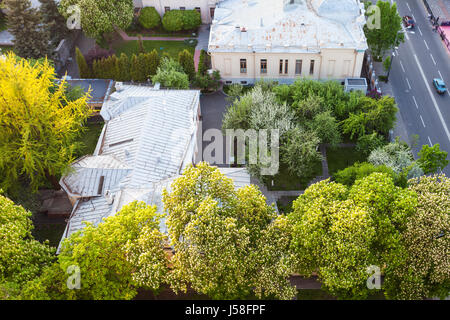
[[239, 59, 315, 75], [164, 6, 215, 18]]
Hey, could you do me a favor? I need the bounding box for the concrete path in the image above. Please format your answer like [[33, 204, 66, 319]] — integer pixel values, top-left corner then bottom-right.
[[116, 28, 195, 42], [195, 24, 211, 71], [0, 30, 13, 46]]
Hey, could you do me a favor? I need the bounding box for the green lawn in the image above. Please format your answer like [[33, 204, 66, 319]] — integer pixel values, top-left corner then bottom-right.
[[112, 40, 196, 59], [75, 123, 104, 158], [267, 161, 323, 191], [326, 146, 366, 176]]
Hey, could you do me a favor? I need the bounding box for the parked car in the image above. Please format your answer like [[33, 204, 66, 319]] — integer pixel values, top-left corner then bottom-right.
[[433, 78, 447, 94], [403, 15, 415, 29]]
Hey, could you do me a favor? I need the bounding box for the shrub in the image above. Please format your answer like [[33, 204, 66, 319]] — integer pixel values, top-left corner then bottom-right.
[[85, 47, 114, 66], [138, 7, 161, 29], [152, 58, 189, 89], [334, 162, 396, 186], [162, 9, 201, 32], [162, 10, 184, 32], [182, 10, 202, 30], [356, 133, 386, 157]]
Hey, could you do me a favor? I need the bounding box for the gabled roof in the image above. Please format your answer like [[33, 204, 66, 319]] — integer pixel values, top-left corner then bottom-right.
[[58, 85, 202, 249]]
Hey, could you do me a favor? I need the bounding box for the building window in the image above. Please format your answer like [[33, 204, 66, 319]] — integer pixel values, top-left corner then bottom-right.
[[260, 59, 267, 74], [295, 60, 302, 75], [285, 59, 289, 74], [310, 60, 315, 75], [180, 7, 186, 10], [240, 59, 247, 74], [279, 59, 283, 74], [164, 7, 170, 13], [195, 7, 201, 14], [210, 7, 215, 19], [241, 81, 248, 85]]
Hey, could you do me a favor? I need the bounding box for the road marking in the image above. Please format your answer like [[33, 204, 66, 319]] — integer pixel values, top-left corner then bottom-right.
[[420, 115, 426, 128], [406, 3, 411, 11], [428, 136, 433, 147], [412, 14, 416, 21], [414, 54, 450, 143], [417, 26, 423, 36], [438, 70, 443, 79], [448, 89, 450, 97], [412, 96, 419, 109], [406, 77, 412, 90], [400, 60, 406, 73], [424, 39, 430, 50], [430, 54, 437, 65]]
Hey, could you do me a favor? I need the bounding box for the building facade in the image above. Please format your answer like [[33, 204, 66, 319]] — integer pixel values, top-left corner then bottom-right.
[[208, 0, 368, 85], [133, 0, 221, 24]]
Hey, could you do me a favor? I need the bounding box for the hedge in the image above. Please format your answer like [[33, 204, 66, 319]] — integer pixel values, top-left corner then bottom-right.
[[80, 50, 161, 83], [162, 10, 201, 32]]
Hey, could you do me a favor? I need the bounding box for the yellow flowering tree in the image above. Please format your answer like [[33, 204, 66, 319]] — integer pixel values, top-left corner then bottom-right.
[[57, 202, 169, 300], [385, 175, 450, 300], [288, 173, 417, 299], [0, 194, 54, 299], [0, 53, 91, 193], [163, 162, 296, 300]]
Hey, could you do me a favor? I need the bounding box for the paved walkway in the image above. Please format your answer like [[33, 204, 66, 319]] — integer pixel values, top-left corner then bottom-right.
[[116, 28, 195, 41], [0, 30, 13, 46], [425, 0, 450, 21]]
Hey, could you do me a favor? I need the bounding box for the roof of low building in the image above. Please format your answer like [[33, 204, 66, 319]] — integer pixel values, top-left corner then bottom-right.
[[208, 0, 368, 53], [58, 84, 251, 250]]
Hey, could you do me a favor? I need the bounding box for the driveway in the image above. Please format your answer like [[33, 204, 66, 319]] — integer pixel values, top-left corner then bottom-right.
[[200, 90, 230, 167]]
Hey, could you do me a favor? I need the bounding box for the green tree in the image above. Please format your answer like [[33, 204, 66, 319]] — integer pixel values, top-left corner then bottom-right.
[[138, 6, 161, 29], [59, 0, 134, 40], [57, 201, 168, 300], [417, 144, 449, 174], [310, 111, 342, 147], [39, 0, 69, 47], [364, 1, 404, 59], [334, 162, 396, 187], [163, 163, 297, 300], [145, 49, 160, 77], [197, 49, 208, 75], [5, 0, 50, 59], [0, 53, 91, 192], [0, 194, 55, 299], [75, 47, 92, 78], [118, 53, 131, 81], [282, 128, 323, 178], [152, 58, 189, 89], [178, 49, 195, 81], [288, 173, 417, 299], [385, 175, 450, 300]]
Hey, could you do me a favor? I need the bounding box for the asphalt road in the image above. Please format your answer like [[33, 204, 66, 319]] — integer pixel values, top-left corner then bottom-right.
[[388, 0, 450, 175]]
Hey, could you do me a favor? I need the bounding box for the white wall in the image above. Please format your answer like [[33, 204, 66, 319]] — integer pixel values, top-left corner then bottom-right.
[[138, 0, 218, 23], [211, 49, 365, 84]]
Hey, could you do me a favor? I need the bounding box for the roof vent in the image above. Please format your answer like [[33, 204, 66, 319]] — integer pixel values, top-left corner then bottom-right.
[[104, 190, 115, 205], [115, 82, 124, 92]]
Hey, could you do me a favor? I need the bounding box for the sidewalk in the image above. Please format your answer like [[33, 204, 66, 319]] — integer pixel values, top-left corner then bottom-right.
[[425, 0, 450, 22], [194, 24, 210, 71], [373, 58, 411, 145]]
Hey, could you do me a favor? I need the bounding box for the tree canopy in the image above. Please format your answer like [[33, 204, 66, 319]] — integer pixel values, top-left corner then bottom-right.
[[164, 162, 296, 300], [288, 173, 417, 299], [59, 0, 134, 39], [0, 53, 91, 193]]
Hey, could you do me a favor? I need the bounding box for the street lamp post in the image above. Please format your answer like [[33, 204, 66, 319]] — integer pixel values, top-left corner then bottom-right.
[[386, 30, 404, 82]]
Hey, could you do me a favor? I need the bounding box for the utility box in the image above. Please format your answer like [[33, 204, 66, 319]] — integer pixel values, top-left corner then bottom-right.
[[344, 78, 368, 94]]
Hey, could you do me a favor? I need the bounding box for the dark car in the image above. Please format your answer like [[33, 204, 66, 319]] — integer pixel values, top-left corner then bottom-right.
[[403, 15, 415, 29], [433, 78, 447, 94]]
